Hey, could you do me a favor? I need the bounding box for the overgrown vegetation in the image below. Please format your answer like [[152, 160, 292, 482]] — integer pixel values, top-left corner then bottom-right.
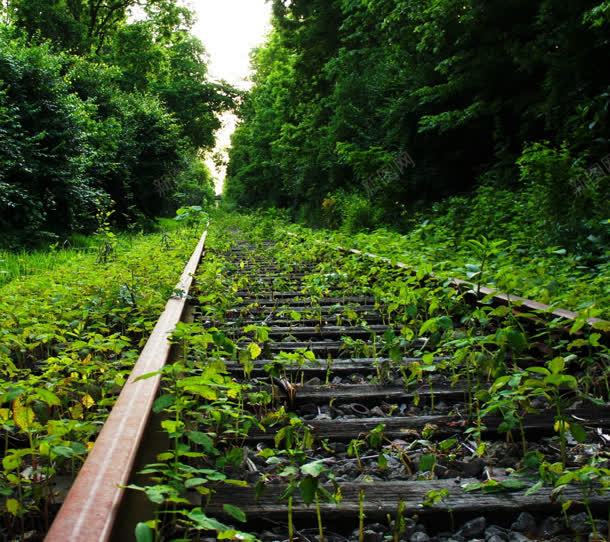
[[2, 0, 610, 538], [0, 216, 204, 534], [0, 0, 231, 248], [285, 216, 610, 320], [125, 213, 609, 541]]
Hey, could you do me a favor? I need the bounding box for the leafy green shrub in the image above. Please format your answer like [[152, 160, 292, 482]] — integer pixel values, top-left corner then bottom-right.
[[175, 206, 209, 226], [0, 28, 204, 246], [112, 91, 185, 221], [516, 142, 609, 252], [0, 30, 105, 246], [0, 1, 233, 248], [225, 0, 610, 257], [322, 191, 384, 233]]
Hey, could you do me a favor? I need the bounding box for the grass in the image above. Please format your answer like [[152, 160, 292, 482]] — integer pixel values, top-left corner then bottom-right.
[[0, 219, 185, 287], [0, 248, 89, 287]]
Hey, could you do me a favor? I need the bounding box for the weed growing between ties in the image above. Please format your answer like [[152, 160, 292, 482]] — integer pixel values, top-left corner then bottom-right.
[[131, 213, 609, 542]]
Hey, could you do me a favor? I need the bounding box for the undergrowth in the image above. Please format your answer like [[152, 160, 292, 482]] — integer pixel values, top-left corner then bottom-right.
[[279, 208, 610, 320], [127, 212, 608, 541], [0, 222, 204, 533]]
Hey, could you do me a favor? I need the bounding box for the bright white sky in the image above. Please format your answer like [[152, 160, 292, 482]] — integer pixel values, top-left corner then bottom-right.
[[186, 0, 272, 193], [188, 0, 272, 89]]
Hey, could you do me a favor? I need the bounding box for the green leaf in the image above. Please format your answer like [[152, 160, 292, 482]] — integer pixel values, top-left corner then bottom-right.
[[187, 431, 215, 451], [224, 479, 249, 487], [500, 479, 527, 491], [13, 399, 35, 431], [299, 476, 318, 505], [548, 357, 565, 375], [490, 375, 511, 391], [6, 498, 20, 516], [36, 388, 61, 406], [418, 454, 436, 473], [544, 374, 577, 389], [463, 481, 486, 493], [133, 371, 162, 383], [143, 485, 169, 504], [248, 343, 262, 360], [203, 470, 226, 481], [559, 375, 578, 388], [439, 438, 458, 451], [526, 367, 551, 376], [135, 522, 154, 542], [464, 478, 525, 494], [187, 508, 229, 531], [185, 478, 208, 489], [279, 465, 299, 478], [153, 394, 175, 413], [300, 460, 326, 478], [2, 453, 22, 472], [378, 453, 389, 470], [525, 480, 544, 496], [556, 472, 575, 486], [223, 504, 247, 523], [52, 445, 77, 458], [569, 422, 587, 443], [422, 353, 435, 364], [161, 419, 184, 434]]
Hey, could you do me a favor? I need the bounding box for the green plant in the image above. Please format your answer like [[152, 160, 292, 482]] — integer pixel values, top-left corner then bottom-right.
[[522, 357, 583, 467], [423, 488, 454, 530], [65, 211, 607, 541], [95, 210, 117, 264], [348, 437, 366, 472], [481, 371, 530, 456], [464, 237, 507, 296], [359, 489, 366, 542], [0, 223, 204, 537], [393, 499, 407, 542], [299, 460, 340, 542], [175, 206, 209, 226], [552, 464, 610, 541]]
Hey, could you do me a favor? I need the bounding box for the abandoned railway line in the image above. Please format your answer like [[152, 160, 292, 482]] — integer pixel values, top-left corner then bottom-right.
[[16, 217, 610, 541]]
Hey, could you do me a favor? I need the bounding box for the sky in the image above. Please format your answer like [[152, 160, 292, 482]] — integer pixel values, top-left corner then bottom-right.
[[189, 0, 272, 90], [187, 0, 272, 193]]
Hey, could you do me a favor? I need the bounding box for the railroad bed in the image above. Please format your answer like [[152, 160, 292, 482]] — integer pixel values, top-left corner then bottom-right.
[[46, 220, 610, 542]]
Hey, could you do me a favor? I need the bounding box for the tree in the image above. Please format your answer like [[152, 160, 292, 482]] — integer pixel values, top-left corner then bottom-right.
[[0, 31, 103, 244], [7, 0, 144, 52], [226, 0, 610, 241], [0, 0, 235, 246]]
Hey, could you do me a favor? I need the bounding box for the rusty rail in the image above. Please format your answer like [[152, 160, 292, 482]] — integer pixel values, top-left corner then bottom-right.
[[286, 232, 606, 328], [345, 247, 606, 328], [45, 229, 209, 542]]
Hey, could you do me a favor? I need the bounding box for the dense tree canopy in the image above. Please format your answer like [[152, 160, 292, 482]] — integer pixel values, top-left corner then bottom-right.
[[0, 0, 232, 247], [226, 0, 610, 249], [8, 0, 155, 53]]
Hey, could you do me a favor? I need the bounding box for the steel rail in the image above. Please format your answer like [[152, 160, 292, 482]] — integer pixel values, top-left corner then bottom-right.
[[45, 228, 209, 542], [286, 232, 607, 328]]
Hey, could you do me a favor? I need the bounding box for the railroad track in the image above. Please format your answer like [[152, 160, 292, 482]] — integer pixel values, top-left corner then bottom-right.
[[45, 222, 609, 542]]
